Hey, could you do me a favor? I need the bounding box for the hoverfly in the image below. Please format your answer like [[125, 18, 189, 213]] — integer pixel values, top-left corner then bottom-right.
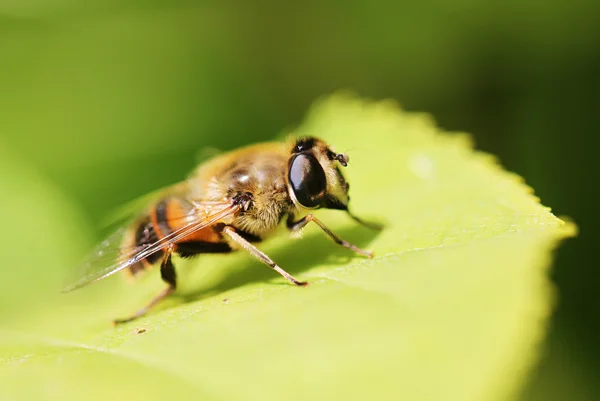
[[64, 136, 380, 324]]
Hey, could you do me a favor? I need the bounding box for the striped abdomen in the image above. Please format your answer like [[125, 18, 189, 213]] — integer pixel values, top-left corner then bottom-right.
[[125, 197, 233, 276]]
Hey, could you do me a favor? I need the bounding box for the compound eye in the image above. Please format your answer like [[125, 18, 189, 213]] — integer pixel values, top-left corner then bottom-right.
[[288, 153, 327, 208]]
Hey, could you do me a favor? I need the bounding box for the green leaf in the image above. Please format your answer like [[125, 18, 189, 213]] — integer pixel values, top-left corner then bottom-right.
[[0, 95, 575, 401]]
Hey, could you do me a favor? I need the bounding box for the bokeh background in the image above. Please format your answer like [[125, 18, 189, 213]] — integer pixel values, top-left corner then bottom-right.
[[0, 1, 597, 399]]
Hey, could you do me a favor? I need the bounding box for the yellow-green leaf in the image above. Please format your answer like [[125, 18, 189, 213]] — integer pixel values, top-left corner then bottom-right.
[[0, 95, 575, 401]]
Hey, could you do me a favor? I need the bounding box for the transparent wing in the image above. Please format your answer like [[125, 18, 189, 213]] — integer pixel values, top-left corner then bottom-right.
[[99, 181, 188, 229], [194, 146, 223, 166], [62, 200, 239, 292]]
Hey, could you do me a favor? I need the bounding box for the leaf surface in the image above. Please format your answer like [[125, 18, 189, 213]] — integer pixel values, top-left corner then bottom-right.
[[0, 95, 575, 401]]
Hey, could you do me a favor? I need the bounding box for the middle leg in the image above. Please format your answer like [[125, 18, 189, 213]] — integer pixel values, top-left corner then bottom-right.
[[222, 226, 307, 286]]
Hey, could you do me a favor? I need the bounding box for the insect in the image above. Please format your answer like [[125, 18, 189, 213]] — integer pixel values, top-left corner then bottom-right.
[[63, 136, 380, 324]]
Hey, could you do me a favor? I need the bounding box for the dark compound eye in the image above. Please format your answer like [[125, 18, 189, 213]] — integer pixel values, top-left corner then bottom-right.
[[288, 153, 327, 208]]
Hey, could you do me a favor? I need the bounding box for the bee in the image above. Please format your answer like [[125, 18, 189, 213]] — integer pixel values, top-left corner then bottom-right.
[[63, 136, 380, 324]]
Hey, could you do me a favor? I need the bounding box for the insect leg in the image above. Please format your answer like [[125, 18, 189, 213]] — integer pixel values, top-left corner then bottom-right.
[[114, 245, 177, 325], [222, 226, 307, 286], [287, 214, 374, 258]]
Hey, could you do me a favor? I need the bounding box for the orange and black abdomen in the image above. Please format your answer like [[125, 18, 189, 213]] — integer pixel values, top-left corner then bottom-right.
[[127, 197, 233, 276]]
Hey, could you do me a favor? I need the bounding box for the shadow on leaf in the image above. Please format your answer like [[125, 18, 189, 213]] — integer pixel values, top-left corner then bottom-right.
[[176, 224, 382, 305]]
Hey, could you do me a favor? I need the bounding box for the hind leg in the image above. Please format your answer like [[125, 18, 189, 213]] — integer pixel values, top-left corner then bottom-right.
[[114, 245, 177, 325]]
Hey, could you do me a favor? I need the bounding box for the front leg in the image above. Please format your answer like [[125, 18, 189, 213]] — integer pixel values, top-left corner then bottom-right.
[[287, 214, 374, 258]]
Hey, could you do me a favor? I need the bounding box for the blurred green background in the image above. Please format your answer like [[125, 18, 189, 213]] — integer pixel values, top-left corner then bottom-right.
[[0, 1, 597, 400]]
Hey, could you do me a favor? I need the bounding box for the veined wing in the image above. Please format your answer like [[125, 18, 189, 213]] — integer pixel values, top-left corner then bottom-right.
[[62, 200, 239, 292], [100, 181, 189, 229]]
